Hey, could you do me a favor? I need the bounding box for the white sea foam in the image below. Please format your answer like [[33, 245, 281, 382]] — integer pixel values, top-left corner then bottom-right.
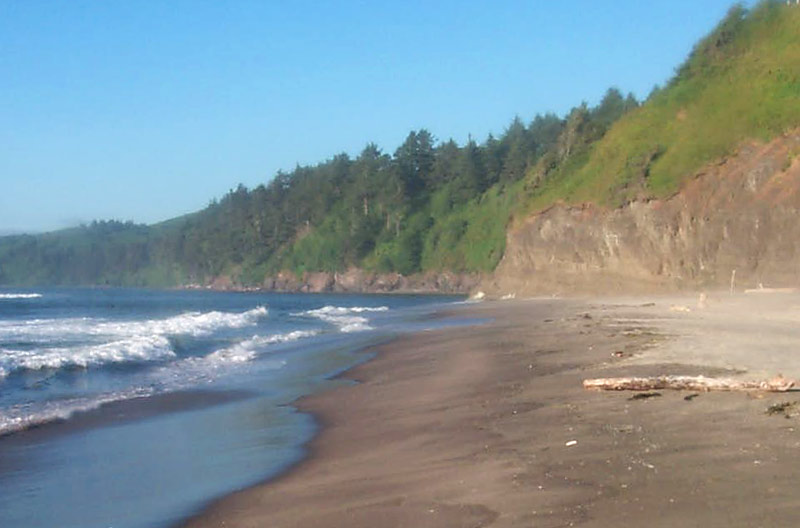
[[0, 335, 174, 376], [147, 329, 315, 389], [0, 328, 313, 435], [125, 306, 268, 337], [299, 305, 388, 333], [0, 293, 42, 299], [205, 329, 319, 364], [0, 306, 268, 377], [0, 306, 268, 343]]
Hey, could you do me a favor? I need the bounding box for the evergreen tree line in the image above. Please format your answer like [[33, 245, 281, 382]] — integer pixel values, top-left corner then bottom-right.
[[0, 88, 637, 287]]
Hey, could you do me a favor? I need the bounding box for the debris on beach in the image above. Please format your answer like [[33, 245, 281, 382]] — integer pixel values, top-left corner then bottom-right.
[[684, 393, 700, 401], [697, 292, 707, 309], [565, 440, 578, 447], [583, 374, 795, 392], [766, 401, 799, 418], [669, 305, 692, 313], [628, 392, 661, 401]]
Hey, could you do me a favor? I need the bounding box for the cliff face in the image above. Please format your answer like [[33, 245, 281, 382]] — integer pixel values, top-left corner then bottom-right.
[[485, 131, 800, 296]]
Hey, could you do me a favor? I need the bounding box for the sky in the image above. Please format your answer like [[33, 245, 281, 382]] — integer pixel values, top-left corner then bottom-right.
[[0, 0, 756, 234]]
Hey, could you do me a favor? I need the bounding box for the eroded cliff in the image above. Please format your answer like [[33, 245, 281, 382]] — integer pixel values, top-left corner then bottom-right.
[[485, 131, 800, 296]]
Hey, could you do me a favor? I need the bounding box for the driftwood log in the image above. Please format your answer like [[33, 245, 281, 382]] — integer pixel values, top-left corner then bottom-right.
[[583, 374, 795, 392]]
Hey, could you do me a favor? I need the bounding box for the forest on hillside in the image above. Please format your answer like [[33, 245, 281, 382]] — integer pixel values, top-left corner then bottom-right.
[[0, 88, 637, 287]]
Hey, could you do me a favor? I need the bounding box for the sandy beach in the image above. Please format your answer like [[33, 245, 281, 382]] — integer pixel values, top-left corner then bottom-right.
[[182, 293, 800, 527]]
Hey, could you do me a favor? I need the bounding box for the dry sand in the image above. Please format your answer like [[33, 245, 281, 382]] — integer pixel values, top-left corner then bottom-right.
[[182, 293, 800, 527]]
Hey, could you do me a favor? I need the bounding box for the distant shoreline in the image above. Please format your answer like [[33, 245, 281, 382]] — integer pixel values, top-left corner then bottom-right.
[[183, 269, 482, 295]]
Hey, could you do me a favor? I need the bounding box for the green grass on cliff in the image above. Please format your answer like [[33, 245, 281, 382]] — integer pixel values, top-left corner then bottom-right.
[[523, 1, 800, 212]]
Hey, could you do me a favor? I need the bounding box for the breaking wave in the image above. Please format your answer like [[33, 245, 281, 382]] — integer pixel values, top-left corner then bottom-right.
[[0, 387, 155, 436], [0, 306, 268, 343], [0, 328, 317, 435], [0, 335, 174, 378], [0, 293, 42, 299], [298, 305, 388, 333], [205, 329, 320, 364], [0, 306, 268, 378]]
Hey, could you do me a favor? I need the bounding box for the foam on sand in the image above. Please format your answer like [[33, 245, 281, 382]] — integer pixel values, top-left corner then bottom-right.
[[0, 386, 155, 436]]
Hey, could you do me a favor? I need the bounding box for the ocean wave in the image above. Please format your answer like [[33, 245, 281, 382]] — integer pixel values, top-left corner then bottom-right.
[[0, 335, 175, 377], [298, 305, 388, 333], [0, 387, 154, 436], [0, 328, 312, 435], [0, 293, 42, 299], [145, 329, 313, 389], [0, 306, 268, 343], [0, 306, 273, 383], [130, 306, 268, 337], [205, 329, 319, 364]]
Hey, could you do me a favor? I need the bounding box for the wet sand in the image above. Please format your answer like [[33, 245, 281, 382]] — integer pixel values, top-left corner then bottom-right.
[[0, 389, 254, 443], [0, 389, 254, 479], [182, 294, 800, 527]]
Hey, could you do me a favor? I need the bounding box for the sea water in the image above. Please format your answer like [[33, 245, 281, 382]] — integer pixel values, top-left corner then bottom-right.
[[0, 288, 466, 528]]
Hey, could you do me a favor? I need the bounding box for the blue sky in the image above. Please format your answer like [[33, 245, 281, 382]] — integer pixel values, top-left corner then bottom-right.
[[1, 0, 754, 233]]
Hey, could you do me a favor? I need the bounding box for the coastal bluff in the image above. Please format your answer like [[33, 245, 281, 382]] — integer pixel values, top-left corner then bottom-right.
[[485, 130, 800, 296]]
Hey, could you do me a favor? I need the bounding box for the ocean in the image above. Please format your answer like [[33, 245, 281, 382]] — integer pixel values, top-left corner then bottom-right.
[[0, 288, 468, 528]]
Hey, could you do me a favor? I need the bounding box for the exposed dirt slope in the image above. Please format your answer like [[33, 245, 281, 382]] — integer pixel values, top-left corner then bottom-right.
[[486, 131, 800, 296]]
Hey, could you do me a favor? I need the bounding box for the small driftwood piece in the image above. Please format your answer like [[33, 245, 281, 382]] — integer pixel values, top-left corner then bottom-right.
[[583, 374, 795, 393]]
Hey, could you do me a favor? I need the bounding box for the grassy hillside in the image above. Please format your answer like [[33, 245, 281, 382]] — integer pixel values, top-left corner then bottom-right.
[[524, 1, 800, 212]]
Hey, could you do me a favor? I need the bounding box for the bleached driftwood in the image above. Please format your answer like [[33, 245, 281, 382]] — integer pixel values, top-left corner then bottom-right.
[[583, 374, 795, 392]]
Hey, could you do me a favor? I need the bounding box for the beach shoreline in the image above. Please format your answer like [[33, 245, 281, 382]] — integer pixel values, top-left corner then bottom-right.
[[181, 293, 800, 527]]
